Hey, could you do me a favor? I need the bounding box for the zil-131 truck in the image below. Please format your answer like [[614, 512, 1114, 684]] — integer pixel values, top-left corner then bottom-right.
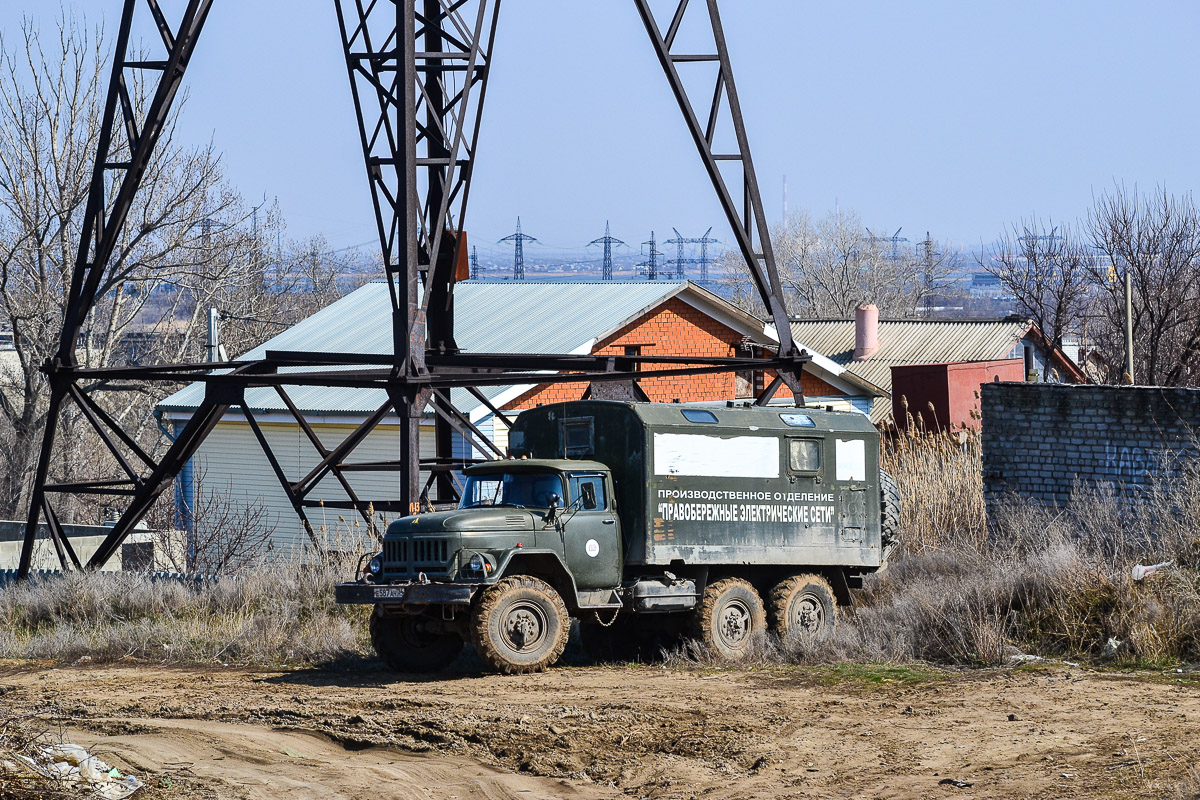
[[336, 399, 900, 674]]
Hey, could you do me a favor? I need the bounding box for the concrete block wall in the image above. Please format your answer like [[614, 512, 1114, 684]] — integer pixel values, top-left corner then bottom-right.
[[0, 520, 175, 571], [981, 383, 1200, 510]]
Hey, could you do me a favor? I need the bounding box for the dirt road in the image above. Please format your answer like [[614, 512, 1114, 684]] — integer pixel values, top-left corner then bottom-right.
[[1, 660, 1197, 799]]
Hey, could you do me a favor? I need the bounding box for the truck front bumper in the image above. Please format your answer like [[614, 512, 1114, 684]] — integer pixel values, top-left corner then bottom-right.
[[335, 581, 476, 606]]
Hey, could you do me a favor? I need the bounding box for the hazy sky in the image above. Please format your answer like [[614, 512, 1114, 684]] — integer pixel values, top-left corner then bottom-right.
[[3, 1, 1198, 260]]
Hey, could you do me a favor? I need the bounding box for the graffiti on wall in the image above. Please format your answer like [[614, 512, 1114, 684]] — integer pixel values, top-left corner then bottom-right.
[[1102, 442, 1154, 481]]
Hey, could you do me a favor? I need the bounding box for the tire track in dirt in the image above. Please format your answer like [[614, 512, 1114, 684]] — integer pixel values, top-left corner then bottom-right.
[[2, 661, 1197, 799]]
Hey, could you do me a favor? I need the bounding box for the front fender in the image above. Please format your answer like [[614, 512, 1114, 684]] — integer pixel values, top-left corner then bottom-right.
[[492, 548, 581, 611]]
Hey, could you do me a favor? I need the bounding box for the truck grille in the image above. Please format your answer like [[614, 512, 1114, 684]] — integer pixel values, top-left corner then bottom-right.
[[383, 539, 407, 565], [382, 537, 451, 575], [413, 537, 449, 565]]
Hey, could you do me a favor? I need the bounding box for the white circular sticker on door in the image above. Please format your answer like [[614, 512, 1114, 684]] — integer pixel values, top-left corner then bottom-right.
[[585, 539, 600, 558]]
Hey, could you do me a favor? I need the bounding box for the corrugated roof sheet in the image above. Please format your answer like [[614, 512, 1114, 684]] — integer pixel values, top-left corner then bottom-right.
[[789, 318, 1032, 395], [160, 281, 687, 415]]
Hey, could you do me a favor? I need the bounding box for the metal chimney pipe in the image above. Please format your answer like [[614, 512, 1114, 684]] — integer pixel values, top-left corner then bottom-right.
[[1124, 272, 1135, 384], [207, 308, 220, 365], [853, 304, 879, 361]]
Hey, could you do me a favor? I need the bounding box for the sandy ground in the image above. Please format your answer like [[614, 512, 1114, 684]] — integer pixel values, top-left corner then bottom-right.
[[1, 659, 1198, 799]]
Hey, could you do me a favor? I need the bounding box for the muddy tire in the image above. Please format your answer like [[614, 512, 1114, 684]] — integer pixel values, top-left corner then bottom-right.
[[690, 578, 766, 661], [880, 468, 901, 560], [370, 611, 463, 673], [769, 574, 837, 643], [471, 576, 571, 674]]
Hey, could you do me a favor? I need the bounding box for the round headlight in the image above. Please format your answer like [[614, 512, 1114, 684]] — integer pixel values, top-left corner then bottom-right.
[[367, 555, 383, 576], [468, 553, 485, 572]]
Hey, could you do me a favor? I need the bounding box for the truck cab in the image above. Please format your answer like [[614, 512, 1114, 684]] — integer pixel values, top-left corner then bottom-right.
[[335, 400, 900, 674]]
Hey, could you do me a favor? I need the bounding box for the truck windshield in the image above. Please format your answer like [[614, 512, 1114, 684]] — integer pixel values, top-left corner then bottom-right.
[[459, 471, 564, 509]]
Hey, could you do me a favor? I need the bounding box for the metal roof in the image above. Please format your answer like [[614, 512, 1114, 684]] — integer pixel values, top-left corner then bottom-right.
[[789, 318, 1033, 394], [159, 281, 704, 416]]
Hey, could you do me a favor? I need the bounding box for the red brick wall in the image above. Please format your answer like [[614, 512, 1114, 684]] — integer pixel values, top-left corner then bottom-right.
[[503, 297, 843, 409]]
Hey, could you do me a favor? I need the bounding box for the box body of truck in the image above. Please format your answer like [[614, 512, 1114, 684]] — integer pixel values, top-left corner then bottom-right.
[[508, 400, 884, 571]]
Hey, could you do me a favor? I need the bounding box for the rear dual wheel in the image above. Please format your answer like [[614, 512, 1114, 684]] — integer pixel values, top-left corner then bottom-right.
[[690, 578, 767, 661], [769, 574, 837, 643]]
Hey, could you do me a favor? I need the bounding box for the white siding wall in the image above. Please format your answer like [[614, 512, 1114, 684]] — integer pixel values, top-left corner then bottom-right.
[[189, 419, 434, 560], [489, 414, 510, 455]]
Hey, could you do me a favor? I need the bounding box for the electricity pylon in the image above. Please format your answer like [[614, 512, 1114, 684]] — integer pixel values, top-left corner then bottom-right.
[[498, 217, 537, 280], [587, 221, 626, 280]]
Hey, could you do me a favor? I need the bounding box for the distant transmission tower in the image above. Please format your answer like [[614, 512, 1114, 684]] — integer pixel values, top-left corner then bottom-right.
[[498, 217, 537, 280], [1019, 226, 1063, 247], [665, 227, 719, 280], [587, 221, 626, 281], [638, 231, 665, 280], [470, 245, 480, 280], [917, 231, 939, 271], [865, 227, 910, 261]]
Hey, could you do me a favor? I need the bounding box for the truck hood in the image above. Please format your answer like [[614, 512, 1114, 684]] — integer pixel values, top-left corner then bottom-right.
[[386, 508, 538, 535]]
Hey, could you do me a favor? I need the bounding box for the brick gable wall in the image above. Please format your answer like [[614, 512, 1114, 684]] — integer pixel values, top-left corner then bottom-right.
[[502, 297, 839, 410]]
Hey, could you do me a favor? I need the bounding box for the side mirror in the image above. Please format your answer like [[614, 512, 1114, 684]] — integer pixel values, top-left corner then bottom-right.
[[581, 483, 597, 510]]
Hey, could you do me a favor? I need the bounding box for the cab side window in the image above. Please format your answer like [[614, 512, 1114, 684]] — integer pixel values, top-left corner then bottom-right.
[[788, 438, 821, 473], [568, 474, 608, 510]]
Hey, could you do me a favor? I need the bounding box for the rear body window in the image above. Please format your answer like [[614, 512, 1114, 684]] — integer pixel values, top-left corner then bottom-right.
[[680, 409, 718, 424], [788, 438, 821, 472], [563, 417, 594, 456]]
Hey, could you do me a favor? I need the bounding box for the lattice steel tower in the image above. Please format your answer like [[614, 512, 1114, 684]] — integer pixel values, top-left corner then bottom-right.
[[588, 221, 626, 281], [498, 217, 537, 280], [639, 231, 665, 281], [18, 0, 813, 576], [666, 227, 719, 280]]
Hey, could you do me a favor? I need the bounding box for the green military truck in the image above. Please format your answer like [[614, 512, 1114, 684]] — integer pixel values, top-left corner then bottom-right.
[[335, 400, 900, 674]]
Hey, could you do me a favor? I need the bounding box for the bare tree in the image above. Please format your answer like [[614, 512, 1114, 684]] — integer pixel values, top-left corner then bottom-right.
[[149, 465, 277, 574], [1086, 184, 1200, 386], [216, 230, 370, 359], [0, 15, 256, 520], [982, 217, 1091, 349], [722, 207, 956, 319]]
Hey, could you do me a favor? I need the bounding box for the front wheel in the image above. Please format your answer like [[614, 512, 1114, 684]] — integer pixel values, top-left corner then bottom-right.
[[370, 610, 464, 673], [471, 576, 571, 674], [690, 577, 766, 661]]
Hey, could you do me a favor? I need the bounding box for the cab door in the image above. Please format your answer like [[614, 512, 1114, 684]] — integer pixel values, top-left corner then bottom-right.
[[562, 472, 622, 589]]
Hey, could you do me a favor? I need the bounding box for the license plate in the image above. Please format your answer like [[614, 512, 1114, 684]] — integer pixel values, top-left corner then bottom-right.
[[373, 586, 405, 600]]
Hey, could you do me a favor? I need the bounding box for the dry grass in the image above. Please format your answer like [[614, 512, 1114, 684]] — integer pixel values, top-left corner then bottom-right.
[[881, 424, 987, 555], [0, 561, 370, 667], [6, 429, 1200, 670], [801, 429, 1200, 667]]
